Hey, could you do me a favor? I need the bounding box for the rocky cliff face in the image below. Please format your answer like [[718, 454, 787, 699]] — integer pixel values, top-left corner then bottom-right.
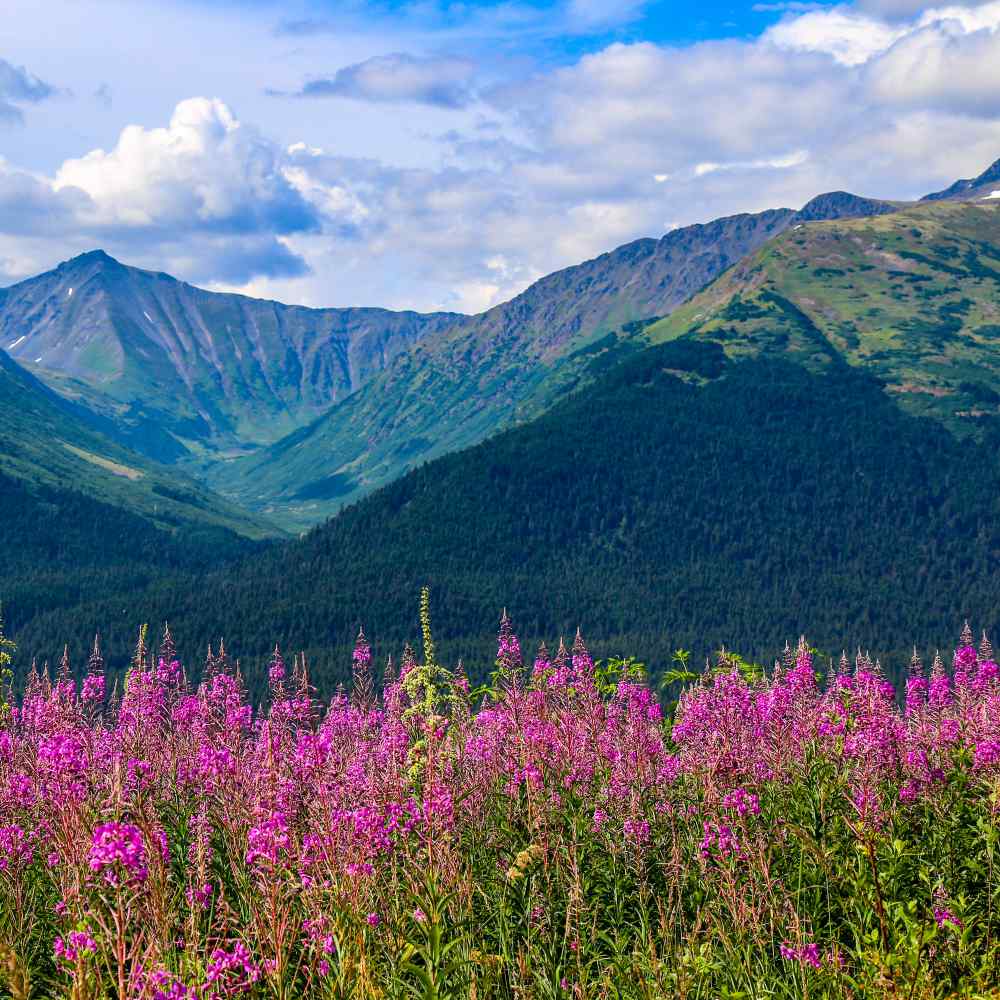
[[0, 251, 460, 465]]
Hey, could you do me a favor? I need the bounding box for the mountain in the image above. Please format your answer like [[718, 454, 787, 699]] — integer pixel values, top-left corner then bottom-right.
[[0, 346, 278, 539], [12, 339, 1000, 691], [0, 186, 902, 529], [922, 157, 1000, 203], [8, 181, 1000, 684], [213, 192, 900, 528], [0, 250, 459, 465], [645, 199, 1000, 433]]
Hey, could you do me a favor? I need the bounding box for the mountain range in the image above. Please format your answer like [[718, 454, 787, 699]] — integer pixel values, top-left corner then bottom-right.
[[3, 157, 1000, 683], [1, 189, 903, 529]]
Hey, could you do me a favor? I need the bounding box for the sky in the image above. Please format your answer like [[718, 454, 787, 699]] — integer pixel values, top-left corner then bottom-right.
[[1, 0, 1000, 313]]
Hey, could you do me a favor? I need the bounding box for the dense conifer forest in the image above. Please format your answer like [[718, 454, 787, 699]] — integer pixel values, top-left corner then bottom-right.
[[6, 339, 1000, 701]]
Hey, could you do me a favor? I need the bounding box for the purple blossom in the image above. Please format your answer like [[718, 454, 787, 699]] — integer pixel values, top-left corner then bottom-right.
[[89, 822, 149, 885], [53, 931, 96, 966]]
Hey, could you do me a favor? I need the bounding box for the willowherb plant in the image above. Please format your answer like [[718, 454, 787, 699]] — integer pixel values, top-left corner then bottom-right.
[[0, 605, 1000, 999]]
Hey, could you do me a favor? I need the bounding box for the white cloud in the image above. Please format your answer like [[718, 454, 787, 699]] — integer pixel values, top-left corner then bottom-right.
[[694, 150, 809, 176], [868, 20, 1000, 115], [0, 99, 319, 283], [54, 98, 316, 236], [766, 1, 1000, 67], [289, 53, 477, 109], [857, 0, 994, 17], [765, 9, 908, 64]]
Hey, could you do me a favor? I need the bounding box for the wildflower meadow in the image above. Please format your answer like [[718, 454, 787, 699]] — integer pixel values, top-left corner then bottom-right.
[[2, 592, 1000, 999]]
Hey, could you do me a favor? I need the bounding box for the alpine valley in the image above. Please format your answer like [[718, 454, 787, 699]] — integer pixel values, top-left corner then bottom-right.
[[4, 158, 1000, 691]]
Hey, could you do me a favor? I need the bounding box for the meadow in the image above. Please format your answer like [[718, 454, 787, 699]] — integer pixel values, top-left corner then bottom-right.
[[2, 593, 1000, 999]]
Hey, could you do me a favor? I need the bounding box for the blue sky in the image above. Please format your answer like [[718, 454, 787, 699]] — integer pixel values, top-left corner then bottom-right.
[[0, 0, 999, 311]]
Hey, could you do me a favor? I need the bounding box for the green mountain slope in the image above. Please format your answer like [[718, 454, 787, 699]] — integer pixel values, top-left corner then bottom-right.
[[11, 339, 1000, 693], [0, 347, 279, 539], [644, 200, 1000, 432], [0, 251, 459, 466], [212, 194, 900, 528]]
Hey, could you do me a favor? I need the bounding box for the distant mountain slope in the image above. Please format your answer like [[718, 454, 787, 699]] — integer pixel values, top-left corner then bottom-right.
[[645, 199, 1000, 432], [0, 251, 459, 465], [214, 192, 900, 528], [0, 346, 278, 539], [922, 157, 1000, 203], [13, 340, 1000, 689]]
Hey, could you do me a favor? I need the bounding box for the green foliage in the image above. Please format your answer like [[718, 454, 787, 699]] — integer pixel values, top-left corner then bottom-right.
[[593, 655, 647, 696], [394, 878, 472, 1000]]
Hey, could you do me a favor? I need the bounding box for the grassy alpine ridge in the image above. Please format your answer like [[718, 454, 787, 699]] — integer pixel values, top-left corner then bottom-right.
[[2, 608, 1000, 999], [9, 340, 1000, 697], [645, 200, 1000, 434]]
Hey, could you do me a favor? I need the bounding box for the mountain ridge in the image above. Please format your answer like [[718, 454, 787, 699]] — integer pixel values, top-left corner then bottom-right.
[[209, 193, 907, 527], [643, 198, 1000, 434], [4, 160, 995, 530], [921, 157, 1000, 202], [0, 250, 461, 466]]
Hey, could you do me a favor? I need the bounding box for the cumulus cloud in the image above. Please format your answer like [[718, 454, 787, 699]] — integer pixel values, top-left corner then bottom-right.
[[54, 98, 316, 236], [765, 9, 908, 64], [868, 20, 1000, 115], [0, 58, 56, 123], [289, 53, 477, 109], [766, 2, 1000, 66], [0, 99, 318, 284]]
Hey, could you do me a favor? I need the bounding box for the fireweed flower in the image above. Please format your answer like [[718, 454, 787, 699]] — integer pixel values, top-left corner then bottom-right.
[[0, 824, 33, 872], [700, 822, 740, 861], [186, 881, 214, 910], [205, 940, 260, 994], [623, 818, 650, 845], [245, 810, 291, 869], [6, 619, 1000, 994], [81, 673, 106, 704], [722, 788, 761, 817], [934, 907, 964, 930], [88, 822, 149, 886], [53, 931, 97, 967], [139, 968, 198, 1000], [780, 942, 822, 968]]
